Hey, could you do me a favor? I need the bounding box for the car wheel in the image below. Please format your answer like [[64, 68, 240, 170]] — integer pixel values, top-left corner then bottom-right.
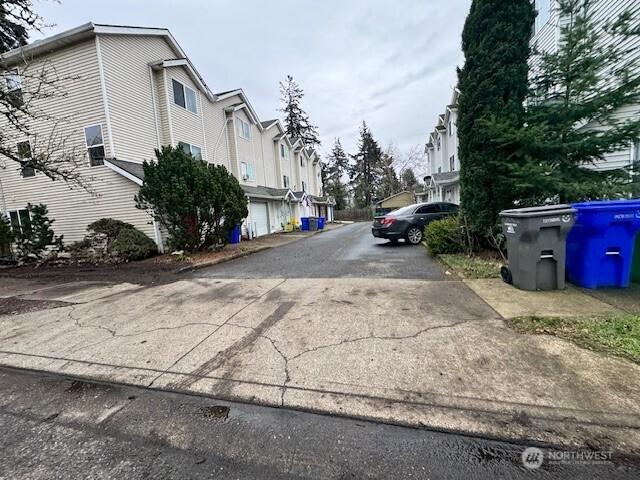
[[405, 226, 423, 245]]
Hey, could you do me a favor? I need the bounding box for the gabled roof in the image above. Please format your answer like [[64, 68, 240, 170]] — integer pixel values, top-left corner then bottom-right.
[[217, 89, 263, 130], [242, 185, 294, 200], [432, 171, 460, 185], [261, 119, 279, 129], [375, 190, 414, 206], [150, 58, 214, 101], [104, 158, 144, 186]]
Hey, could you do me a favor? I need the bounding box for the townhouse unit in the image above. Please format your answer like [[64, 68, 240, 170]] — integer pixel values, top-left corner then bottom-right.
[[0, 23, 333, 252], [424, 89, 460, 204]]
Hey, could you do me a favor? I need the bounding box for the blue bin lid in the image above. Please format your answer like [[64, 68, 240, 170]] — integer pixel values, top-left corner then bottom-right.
[[571, 199, 640, 211]]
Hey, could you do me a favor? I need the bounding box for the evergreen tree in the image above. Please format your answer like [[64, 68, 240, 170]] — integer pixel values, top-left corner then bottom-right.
[[457, 0, 535, 233], [0, 0, 40, 52], [324, 138, 349, 210], [401, 168, 418, 192], [377, 151, 401, 199], [279, 75, 320, 148], [14, 203, 63, 259], [484, 0, 640, 204], [349, 122, 383, 207]]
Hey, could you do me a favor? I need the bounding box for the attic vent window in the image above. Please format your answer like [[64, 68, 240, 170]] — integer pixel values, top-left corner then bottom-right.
[[172, 79, 197, 113]]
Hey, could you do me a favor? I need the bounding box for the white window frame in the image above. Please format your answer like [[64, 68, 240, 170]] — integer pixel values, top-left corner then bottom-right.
[[84, 124, 106, 167], [16, 139, 35, 178], [172, 78, 198, 114], [7, 208, 31, 236], [302, 180, 307, 192], [449, 155, 455, 172], [283, 175, 290, 188], [237, 117, 251, 141], [178, 141, 202, 160], [535, 0, 552, 34]]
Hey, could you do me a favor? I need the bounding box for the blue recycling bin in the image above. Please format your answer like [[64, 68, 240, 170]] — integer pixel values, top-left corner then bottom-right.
[[318, 217, 325, 230], [566, 200, 640, 289], [301, 217, 310, 231], [227, 225, 241, 244]]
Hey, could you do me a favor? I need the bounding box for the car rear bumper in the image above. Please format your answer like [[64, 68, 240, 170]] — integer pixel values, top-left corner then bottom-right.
[[372, 228, 403, 239]]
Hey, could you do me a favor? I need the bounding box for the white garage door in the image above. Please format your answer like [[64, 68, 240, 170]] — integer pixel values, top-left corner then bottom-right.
[[250, 202, 269, 237]]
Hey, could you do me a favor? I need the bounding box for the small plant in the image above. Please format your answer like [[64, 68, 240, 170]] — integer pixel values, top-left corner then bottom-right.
[[14, 204, 63, 260], [424, 216, 465, 255]]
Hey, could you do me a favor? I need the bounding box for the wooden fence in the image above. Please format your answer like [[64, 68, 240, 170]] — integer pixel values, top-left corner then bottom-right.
[[334, 208, 374, 222]]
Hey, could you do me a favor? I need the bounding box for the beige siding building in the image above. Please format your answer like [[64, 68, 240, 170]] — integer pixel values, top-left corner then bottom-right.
[[1, 23, 334, 250]]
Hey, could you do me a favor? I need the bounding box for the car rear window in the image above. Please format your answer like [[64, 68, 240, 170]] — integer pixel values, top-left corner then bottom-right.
[[388, 205, 415, 216]]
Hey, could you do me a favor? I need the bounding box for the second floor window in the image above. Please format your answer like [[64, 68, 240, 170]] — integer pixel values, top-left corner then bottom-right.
[[17, 140, 35, 177], [172, 79, 197, 113], [449, 155, 455, 172], [283, 175, 290, 188], [280, 144, 289, 160], [178, 141, 202, 160], [5, 68, 23, 106], [84, 125, 105, 167], [302, 181, 307, 192], [535, 0, 552, 33], [237, 118, 251, 140], [436, 137, 441, 151], [240, 162, 255, 181]]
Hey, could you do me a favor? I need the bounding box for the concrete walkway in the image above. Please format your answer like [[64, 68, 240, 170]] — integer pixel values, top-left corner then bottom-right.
[[1, 223, 639, 453]]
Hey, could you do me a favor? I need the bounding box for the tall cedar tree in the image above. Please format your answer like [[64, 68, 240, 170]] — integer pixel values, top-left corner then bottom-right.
[[483, 0, 640, 203], [457, 0, 535, 233], [279, 75, 320, 148], [324, 138, 349, 210], [349, 122, 383, 207], [377, 152, 401, 199]]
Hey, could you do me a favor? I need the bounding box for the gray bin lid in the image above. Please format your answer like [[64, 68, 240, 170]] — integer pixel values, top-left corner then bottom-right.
[[499, 204, 576, 219]]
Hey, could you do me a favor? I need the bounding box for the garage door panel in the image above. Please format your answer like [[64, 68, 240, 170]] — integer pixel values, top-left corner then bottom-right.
[[250, 202, 269, 237]]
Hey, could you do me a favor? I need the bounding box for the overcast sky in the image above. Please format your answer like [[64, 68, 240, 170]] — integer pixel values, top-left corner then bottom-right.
[[35, 0, 471, 163]]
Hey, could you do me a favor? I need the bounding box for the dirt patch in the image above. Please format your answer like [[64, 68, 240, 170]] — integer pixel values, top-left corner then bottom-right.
[[0, 297, 72, 316]]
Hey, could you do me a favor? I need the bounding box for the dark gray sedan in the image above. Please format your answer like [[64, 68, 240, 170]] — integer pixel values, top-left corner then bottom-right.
[[371, 202, 459, 245]]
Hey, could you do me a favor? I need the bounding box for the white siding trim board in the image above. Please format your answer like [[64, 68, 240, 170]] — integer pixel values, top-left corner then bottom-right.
[[94, 35, 116, 158]]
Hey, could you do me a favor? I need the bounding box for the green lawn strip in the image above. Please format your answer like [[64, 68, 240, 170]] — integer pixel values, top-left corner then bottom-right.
[[507, 314, 640, 365], [438, 253, 502, 279]]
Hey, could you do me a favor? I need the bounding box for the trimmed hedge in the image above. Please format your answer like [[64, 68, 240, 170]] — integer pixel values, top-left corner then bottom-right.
[[111, 227, 157, 261], [424, 216, 465, 255]]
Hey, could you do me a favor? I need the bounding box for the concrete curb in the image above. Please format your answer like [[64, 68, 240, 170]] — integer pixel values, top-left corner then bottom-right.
[[175, 224, 344, 273]]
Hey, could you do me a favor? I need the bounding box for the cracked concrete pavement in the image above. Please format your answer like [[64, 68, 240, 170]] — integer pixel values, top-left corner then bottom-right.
[[1, 223, 639, 453]]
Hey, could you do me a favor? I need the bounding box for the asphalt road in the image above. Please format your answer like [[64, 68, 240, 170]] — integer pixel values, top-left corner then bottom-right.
[[2, 367, 636, 480], [196, 222, 448, 279]]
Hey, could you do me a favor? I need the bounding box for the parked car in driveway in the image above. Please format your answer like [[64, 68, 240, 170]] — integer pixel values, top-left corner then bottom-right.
[[371, 202, 459, 245]]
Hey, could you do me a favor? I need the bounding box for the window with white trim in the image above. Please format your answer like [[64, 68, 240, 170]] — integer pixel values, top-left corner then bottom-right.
[[84, 125, 105, 167], [449, 155, 456, 172], [17, 140, 35, 177], [178, 141, 202, 160], [283, 175, 290, 188], [4, 68, 23, 105], [280, 144, 289, 160], [300, 156, 305, 167], [172, 79, 197, 113], [436, 136, 441, 151], [302, 181, 307, 192], [448, 121, 452, 136], [240, 162, 255, 181], [8, 208, 31, 236], [237, 117, 251, 140]]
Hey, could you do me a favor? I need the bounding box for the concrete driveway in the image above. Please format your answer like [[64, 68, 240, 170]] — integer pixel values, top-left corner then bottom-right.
[[1, 223, 639, 452]]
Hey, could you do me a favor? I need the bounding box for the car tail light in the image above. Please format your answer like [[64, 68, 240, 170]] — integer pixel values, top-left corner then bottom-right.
[[382, 217, 396, 226]]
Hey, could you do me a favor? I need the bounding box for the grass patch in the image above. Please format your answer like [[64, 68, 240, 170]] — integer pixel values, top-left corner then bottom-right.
[[438, 253, 502, 279], [508, 314, 640, 364]]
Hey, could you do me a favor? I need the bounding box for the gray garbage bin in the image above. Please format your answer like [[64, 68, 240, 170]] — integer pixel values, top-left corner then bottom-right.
[[308, 217, 318, 231], [499, 205, 576, 291]]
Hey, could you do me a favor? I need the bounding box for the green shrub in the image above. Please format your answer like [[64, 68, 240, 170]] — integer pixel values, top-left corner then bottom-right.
[[111, 227, 157, 261], [0, 214, 13, 257], [83, 218, 156, 262], [14, 204, 63, 260], [424, 216, 465, 255]]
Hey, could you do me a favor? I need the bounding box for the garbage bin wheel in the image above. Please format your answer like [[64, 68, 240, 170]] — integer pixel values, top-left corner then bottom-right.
[[500, 265, 513, 285]]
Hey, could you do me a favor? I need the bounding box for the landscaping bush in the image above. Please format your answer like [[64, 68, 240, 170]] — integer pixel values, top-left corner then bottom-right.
[[424, 216, 465, 255], [111, 227, 157, 261], [135, 146, 248, 251], [14, 204, 63, 260], [0, 213, 13, 258], [80, 218, 156, 262]]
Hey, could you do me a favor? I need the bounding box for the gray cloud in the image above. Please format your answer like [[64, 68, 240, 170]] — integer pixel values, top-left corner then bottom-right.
[[34, 0, 471, 157]]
